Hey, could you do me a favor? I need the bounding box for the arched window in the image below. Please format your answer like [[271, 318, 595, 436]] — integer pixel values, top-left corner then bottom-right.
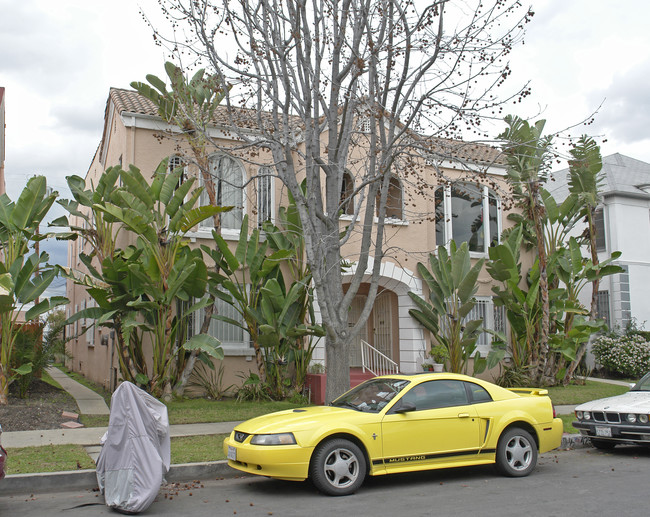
[[168, 155, 187, 190], [340, 170, 355, 216], [435, 182, 500, 253], [200, 154, 245, 231], [257, 166, 274, 228], [376, 175, 403, 220]]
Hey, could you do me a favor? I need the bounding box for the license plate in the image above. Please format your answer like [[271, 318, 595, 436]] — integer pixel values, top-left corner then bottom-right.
[[596, 426, 612, 437], [228, 446, 237, 461]]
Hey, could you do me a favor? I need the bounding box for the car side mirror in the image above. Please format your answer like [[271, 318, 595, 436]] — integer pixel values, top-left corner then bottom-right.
[[394, 401, 416, 414]]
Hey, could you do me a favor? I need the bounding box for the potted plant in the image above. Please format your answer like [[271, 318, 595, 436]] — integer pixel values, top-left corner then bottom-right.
[[430, 344, 449, 372]]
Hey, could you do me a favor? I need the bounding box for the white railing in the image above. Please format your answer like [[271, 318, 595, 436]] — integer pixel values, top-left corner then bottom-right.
[[360, 340, 399, 376]]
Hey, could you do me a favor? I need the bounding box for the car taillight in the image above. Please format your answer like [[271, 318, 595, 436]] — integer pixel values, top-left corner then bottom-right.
[[553, 405, 557, 418]]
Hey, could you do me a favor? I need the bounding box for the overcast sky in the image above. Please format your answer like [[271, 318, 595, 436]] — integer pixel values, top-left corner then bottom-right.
[[2, 0, 650, 282]]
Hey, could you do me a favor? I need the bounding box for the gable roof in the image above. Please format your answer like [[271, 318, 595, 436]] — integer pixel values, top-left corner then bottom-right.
[[550, 153, 650, 201]]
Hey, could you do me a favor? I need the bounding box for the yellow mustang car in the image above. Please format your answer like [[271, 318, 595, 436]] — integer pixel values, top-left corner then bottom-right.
[[224, 373, 562, 496]]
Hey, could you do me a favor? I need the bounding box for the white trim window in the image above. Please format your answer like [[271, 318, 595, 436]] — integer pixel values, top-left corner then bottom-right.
[[464, 297, 506, 357], [190, 296, 251, 355], [87, 299, 95, 347], [340, 170, 355, 217], [257, 166, 274, 228], [376, 175, 404, 221], [168, 155, 187, 182], [435, 182, 500, 254], [199, 154, 245, 234]]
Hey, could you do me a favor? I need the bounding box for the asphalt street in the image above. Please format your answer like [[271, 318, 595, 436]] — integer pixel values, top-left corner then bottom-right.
[[2, 446, 649, 516]]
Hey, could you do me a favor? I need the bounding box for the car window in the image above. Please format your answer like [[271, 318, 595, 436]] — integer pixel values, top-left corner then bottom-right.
[[331, 378, 410, 413], [465, 382, 492, 404], [399, 380, 469, 411], [632, 372, 650, 391]]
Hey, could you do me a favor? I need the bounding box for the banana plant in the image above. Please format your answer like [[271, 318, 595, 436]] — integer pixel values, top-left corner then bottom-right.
[[484, 227, 540, 374], [249, 278, 325, 398], [51, 167, 122, 263], [261, 181, 320, 390], [409, 241, 485, 374], [563, 136, 609, 382], [201, 214, 291, 383], [0, 177, 66, 404], [64, 160, 227, 398], [499, 116, 554, 384]]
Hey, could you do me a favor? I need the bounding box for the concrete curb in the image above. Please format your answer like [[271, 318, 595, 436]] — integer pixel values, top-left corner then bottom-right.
[[0, 460, 238, 496]]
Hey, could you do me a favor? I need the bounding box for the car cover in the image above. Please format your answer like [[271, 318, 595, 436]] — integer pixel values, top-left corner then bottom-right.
[[96, 381, 171, 514]]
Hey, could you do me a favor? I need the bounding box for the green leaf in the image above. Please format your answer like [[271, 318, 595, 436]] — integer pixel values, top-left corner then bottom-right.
[[26, 296, 68, 321], [13, 363, 33, 376], [182, 334, 224, 360], [135, 373, 150, 386]]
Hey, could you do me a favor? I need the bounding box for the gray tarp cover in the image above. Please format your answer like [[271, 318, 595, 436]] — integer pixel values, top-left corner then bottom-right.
[[96, 381, 171, 514]]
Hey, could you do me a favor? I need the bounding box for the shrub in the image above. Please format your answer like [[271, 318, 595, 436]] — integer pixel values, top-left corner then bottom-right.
[[592, 334, 650, 378]]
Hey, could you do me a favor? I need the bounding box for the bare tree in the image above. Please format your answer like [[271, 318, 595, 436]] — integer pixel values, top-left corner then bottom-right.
[[146, 0, 533, 401]]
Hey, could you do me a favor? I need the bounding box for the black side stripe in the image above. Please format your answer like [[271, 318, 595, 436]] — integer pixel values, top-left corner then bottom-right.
[[372, 448, 496, 466]]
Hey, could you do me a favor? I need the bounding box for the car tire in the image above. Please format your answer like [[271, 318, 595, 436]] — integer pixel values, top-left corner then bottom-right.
[[310, 438, 367, 496], [495, 427, 537, 477], [591, 438, 616, 450]]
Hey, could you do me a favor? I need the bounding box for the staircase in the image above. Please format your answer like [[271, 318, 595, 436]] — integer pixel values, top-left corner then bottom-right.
[[350, 367, 375, 388]]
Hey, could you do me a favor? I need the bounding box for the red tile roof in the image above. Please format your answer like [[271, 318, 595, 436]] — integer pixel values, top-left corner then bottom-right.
[[106, 88, 505, 167]]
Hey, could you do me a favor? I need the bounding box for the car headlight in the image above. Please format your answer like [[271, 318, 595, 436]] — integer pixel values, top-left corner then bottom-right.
[[583, 411, 591, 420], [576, 410, 583, 419], [627, 414, 637, 423], [250, 433, 297, 445], [639, 414, 649, 424]]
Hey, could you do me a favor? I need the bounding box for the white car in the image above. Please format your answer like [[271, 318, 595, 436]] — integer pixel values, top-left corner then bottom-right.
[[573, 372, 650, 449]]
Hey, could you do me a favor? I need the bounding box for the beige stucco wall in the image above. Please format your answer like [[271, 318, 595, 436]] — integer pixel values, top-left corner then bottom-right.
[[66, 97, 529, 391]]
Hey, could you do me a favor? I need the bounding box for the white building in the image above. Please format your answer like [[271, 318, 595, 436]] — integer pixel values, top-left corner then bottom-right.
[[550, 153, 650, 332]]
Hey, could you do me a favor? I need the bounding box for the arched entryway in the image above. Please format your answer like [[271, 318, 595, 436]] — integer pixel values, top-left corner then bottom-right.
[[348, 287, 399, 366], [311, 262, 427, 374]]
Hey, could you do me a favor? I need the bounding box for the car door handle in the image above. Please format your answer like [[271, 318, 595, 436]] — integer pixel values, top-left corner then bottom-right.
[[458, 413, 470, 418]]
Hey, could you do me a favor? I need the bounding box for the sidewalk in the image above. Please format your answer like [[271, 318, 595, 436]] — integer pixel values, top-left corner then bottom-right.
[[2, 421, 242, 448], [45, 366, 110, 415]]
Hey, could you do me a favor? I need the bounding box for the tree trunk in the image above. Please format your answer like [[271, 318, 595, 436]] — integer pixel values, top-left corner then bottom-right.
[[324, 333, 350, 404], [174, 301, 216, 396]]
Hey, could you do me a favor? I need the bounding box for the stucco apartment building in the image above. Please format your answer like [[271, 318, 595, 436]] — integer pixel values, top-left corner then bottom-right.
[[66, 87, 517, 391]]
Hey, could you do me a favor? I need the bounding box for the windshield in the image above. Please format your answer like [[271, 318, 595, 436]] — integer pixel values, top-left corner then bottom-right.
[[632, 372, 650, 391], [331, 378, 410, 413]]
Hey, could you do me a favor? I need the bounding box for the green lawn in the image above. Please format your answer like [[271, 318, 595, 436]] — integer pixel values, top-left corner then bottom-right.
[[166, 398, 305, 424], [6, 444, 97, 474], [546, 380, 629, 405], [81, 398, 307, 428], [559, 414, 578, 433], [6, 434, 230, 475]]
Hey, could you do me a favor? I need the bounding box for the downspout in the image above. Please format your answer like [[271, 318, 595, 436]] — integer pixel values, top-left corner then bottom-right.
[[130, 115, 136, 166]]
